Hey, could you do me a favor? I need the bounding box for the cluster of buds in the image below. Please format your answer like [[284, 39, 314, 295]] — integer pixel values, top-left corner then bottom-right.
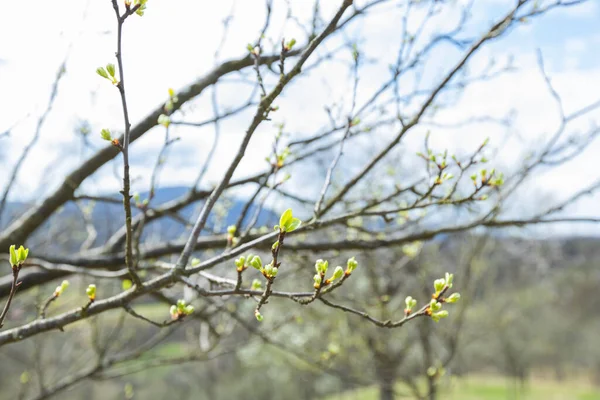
[[471, 168, 504, 188], [345, 257, 358, 275], [349, 117, 361, 127], [427, 363, 446, 379], [100, 129, 122, 150], [404, 296, 417, 316], [96, 64, 118, 85], [433, 172, 454, 186], [313, 258, 354, 289], [234, 255, 250, 273], [313, 259, 328, 289], [247, 43, 260, 57], [86, 284, 96, 302], [433, 272, 453, 299], [164, 87, 178, 113], [239, 254, 278, 279], [132, 192, 149, 209], [227, 225, 237, 246], [124, 0, 148, 16], [427, 299, 448, 322], [404, 273, 461, 321], [53, 280, 69, 297], [262, 263, 278, 279], [9, 245, 29, 271], [267, 147, 291, 170], [429, 273, 460, 322], [157, 114, 171, 128], [170, 299, 194, 320]]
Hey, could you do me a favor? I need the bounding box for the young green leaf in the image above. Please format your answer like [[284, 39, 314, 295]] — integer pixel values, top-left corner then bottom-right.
[[106, 63, 116, 78], [96, 67, 109, 79], [279, 209, 293, 230]]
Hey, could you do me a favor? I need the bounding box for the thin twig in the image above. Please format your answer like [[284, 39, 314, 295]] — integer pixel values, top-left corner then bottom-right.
[[111, 0, 142, 286], [0, 266, 21, 328]]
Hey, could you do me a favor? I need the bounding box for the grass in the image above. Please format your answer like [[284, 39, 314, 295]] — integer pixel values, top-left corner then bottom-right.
[[326, 374, 600, 400]]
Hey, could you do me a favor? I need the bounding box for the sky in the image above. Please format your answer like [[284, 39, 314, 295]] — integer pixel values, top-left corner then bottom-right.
[[0, 0, 599, 236]]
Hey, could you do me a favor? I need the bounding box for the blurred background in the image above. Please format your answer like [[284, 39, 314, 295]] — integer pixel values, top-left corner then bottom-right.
[[0, 0, 599, 399]]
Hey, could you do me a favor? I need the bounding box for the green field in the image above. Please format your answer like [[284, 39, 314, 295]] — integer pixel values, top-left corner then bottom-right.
[[326, 375, 600, 400]]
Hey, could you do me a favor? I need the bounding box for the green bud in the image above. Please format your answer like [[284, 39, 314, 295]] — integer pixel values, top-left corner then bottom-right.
[[445, 272, 454, 288], [106, 63, 116, 78], [315, 259, 328, 274], [20, 371, 29, 384], [285, 38, 297, 50], [430, 299, 442, 312], [227, 225, 236, 235], [446, 293, 461, 304], [8, 244, 30, 269], [431, 310, 449, 322], [271, 240, 279, 251], [191, 258, 200, 266], [9, 245, 17, 267], [247, 43, 254, 52], [17, 246, 28, 263], [157, 114, 170, 128], [86, 284, 96, 301], [170, 305, 178, 318], [96, 67, 109, 79], [177, 299, 186, 309], [434, 278, 446, 294], [264, 263, 277, 278], [235, 256, 245, 269], [251, 279, 262, 290], [122, 279, 133, 290], [255, 310, 263, 321], [313, 274, 322, 286], [60, 280, 69, 291], [100, 128, 112, 141], [346, 256, 358, 273], [405, 296, 417, 310], [250, 255, 262, 270], [183, 305, 194, 315], [331, 266, 344, 281]]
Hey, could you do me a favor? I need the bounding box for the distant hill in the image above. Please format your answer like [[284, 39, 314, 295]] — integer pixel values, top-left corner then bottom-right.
[[1, 187, 278, 252]]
